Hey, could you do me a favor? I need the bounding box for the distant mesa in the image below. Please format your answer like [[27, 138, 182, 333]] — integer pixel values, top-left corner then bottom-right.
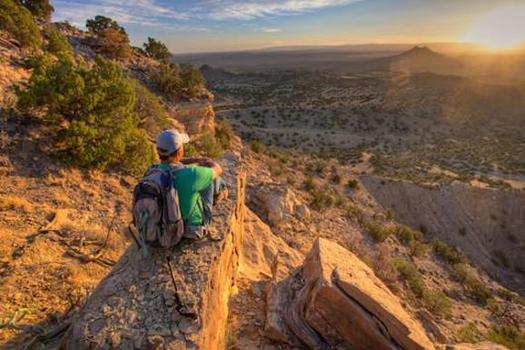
[[378, 45, 463, 73], [398, 45, 442, 58]]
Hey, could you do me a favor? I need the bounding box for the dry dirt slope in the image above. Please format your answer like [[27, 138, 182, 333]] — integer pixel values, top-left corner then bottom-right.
[[0, 122, 134, 348], [361, 175, 525, 293]]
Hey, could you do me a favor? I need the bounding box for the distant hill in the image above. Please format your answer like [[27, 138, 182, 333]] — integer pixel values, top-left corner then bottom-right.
[[173, 43, 478, 74], [375, 46, 463, 74]]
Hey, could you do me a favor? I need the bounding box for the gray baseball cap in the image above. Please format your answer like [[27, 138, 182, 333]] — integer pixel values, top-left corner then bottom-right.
[[156, 129, 190, 156]]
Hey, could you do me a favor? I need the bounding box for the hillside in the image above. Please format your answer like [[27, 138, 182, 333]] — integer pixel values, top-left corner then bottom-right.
[[1, 2, 525, 350]]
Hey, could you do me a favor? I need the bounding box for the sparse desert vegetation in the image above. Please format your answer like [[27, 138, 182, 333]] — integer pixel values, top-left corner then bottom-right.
[[1, 1, 525, 348]]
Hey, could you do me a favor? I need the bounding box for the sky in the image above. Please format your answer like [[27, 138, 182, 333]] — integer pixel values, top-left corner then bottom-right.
[[51, 0, 525, 53]]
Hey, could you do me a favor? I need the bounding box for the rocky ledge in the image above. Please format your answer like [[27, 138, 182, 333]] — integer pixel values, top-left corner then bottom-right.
[[266, 237, 435, 350], [63, 153, 246, 350]]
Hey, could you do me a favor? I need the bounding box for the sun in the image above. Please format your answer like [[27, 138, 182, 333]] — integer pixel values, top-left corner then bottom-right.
[[463, 6, 525, 50]]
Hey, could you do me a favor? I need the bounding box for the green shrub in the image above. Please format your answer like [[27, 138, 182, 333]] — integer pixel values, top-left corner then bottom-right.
[[394, 258, 451, 317], [152, 63, 183, 95], [364, 219, 393, 242], [409, 241, 429, 257], [249, 140, 266, 153], [394, 258, 425, 298], [119, 128, 155, 175], [422, 290, 451, 318], [310, 190, 335, 211], [0, 0, 42, 47], [457, 323, 484, 343], [193, 134, 224, 159], [346, 204, 364, 222], [133, 81, 171, 137], [17, 55, 153, 174], [215, 120, 234, 151], [452, 263, 493, 305], [21, 0, 53, 21], [395, 225, 423, 245], [86, 15, 125, 35], [143, 37, 171, 63], [303, 176, 316, 192], [347, 179, 359, 189], [432, 239, 467, 265], [394, 225, 428, 256], [45, 26, 73, 58], [86, 16, 131, 61], [488, 325, 525, 350], [180, 63, 205, 98], [95, 27, 132, 61], [184, 142, 197, 157]]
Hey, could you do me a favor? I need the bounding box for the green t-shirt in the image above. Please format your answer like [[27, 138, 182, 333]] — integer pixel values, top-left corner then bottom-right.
[[155, 163, 214, 225]]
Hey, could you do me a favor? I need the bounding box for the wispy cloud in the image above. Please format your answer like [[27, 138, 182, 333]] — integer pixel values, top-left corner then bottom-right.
[[260, 27, 282, 33], [203, 0, 359, 20], [52, 0, 190, 27], [52, 0, 360, 27]]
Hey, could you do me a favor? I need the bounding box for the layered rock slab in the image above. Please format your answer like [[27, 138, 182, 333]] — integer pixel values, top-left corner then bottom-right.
[[64, 153, 245, 350], [266, 238, 435, 350]]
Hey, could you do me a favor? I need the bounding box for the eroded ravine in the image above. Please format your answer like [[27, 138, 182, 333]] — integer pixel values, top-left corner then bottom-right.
[[361, 175, 525, 293]]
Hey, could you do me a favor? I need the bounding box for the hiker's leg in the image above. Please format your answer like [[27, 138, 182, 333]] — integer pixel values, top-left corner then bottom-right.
[[200, 177, 225, 225]]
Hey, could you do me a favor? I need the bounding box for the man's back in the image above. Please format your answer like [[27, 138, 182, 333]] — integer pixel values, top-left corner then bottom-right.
[[154, 163, 213, 225]]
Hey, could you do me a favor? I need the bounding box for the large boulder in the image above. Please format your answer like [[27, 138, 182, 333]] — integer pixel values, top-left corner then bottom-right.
[[249, 183, 303, 227], [63, 153, 246, 350], [266, 238, 435, 350]]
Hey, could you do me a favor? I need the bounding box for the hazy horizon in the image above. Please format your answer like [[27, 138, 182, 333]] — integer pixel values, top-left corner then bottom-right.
[[51, 0, 525, 54]]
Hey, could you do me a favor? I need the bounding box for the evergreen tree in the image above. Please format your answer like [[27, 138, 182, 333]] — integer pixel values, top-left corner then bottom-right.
[[180, 63, 205, 98], [86, 15, 125, 35], [45, 26, 73, 58], [17, 55, 154, 174], [96, 27, 132, 60], [0, 0, 42, 47], [152, 63, 183, 96], [86, 16, 131, 61], [143, 37, 171, 63], [21, 0, 54, 22]]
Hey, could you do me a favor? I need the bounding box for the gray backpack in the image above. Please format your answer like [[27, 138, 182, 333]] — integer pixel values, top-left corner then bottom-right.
[[132, 165, 184, 257]]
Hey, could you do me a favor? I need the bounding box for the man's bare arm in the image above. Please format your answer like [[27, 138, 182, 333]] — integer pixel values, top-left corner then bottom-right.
[[182, 157, 222, 178]]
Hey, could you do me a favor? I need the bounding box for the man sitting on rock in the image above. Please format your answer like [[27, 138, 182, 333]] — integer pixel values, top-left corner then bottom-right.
[[153, 129, 227, 240]]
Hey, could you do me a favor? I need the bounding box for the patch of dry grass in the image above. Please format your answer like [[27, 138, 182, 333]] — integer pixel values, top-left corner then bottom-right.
[[0, 195, 33, 213]]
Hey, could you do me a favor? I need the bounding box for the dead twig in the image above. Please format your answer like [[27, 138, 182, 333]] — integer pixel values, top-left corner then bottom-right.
[[26, 210, 69, 243], [64, 247, 115, 267]]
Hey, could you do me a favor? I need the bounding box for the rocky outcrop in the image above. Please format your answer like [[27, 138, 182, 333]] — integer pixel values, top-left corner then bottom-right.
[[64, 153, 245, 349], [169, 99, 216, 137], [249, 183, 306, 227], [266, 238, 435, 350]]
